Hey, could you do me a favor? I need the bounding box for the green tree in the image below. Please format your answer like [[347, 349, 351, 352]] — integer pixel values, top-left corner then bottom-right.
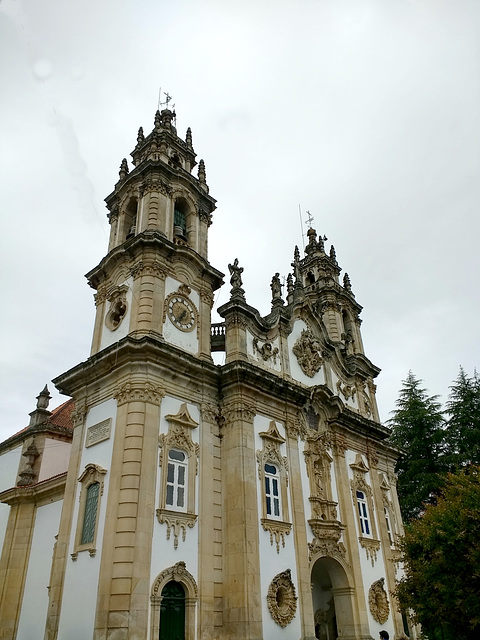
[[444, 367, 480, 468], [388, 372, 446, 521], [396, 468, 480, 640]]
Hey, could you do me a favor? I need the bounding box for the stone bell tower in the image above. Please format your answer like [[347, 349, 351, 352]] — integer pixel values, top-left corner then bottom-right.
[[45, 107, 224, 640], [88, 107, 222, 360]]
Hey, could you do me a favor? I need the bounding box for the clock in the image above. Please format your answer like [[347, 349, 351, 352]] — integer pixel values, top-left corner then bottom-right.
[[167, 295, 197, 332]]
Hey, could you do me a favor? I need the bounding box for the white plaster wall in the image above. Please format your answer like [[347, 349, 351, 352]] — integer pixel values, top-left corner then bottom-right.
[[16, 500, 62, 640], [287, 320, 326, 386], [246, 330, 282, 372], [38, 438, 71, 482], [0, 445, 22, 491], [150, 396, 200, 608], [253, 415, 303, 639], [99, 276, 133, 351], [163, 277, 200, 355], [0, 446, 22, 551], [57, 398, 117, 640]]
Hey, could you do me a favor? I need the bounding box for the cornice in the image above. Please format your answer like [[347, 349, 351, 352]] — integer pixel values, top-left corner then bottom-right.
[[86, 230, 224, 292], [0, 472, 67, 505], [52, 335, 221, 398]]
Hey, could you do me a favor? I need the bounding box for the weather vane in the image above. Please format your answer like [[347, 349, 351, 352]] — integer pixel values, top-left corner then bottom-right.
[[305, 210, 314, 228], [158, 88, 176, 113]]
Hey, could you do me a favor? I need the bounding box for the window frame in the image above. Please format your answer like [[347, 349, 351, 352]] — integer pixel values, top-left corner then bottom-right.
[[73, 463, 107, 558]]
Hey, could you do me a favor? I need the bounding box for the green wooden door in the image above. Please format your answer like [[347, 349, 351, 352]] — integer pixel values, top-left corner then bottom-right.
[[159, 581, 185, 640]]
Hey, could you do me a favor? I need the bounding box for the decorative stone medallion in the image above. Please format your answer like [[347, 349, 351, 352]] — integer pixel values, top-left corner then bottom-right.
[[292, 329, 323, 377], [368, 577, 390, 624], [267, 569, 297, 628]]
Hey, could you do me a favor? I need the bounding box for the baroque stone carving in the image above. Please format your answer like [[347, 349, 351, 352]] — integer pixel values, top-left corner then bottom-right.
[[130, 259, 167, 280], [114, 381, 165, 406], [336, 380, 356, 402], [261, 519, 292, 553], [368, 578, 390, 624], [266, 569, 297, 628], [292, 329, 323, 377], [151, 561, 198, 598], [105, 284, 128, 331], [222, 401, 255, 423], [253, 337, 279, 364], [308, 537, 347, 563], [156, 510, 197, 549]]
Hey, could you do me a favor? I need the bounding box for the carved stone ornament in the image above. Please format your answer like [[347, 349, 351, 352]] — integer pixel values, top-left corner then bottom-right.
[[359, 536, 381, 565], [292, 329, 323, 378], [253, 337, 279, 364], [266, 569, 297, 628], [369, 578, 390, 624], [156, 510, 197, 549], [151, 561, 198, 598], [261, 519, 292, 553], [308, 537, 347, 563], [336, 380, 356, 402], [114, 381, 165, 406], [105, 285, 128, 331]]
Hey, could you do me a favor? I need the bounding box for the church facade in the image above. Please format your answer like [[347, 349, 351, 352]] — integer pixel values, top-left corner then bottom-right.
[[0, 108, 408, 640]]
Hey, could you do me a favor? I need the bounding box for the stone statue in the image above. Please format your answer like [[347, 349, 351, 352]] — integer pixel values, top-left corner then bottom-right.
[[270, 273, 282, 301], [228, 258, 243, 289]]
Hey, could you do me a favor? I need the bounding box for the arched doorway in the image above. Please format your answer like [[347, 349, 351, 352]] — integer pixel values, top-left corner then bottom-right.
[[151, 562, 198, 640], [159, 581, 185, 640], [311, 556, 355, 640]]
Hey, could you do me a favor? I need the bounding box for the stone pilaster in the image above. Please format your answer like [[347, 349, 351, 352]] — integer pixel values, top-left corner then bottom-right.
[[45, 399, 88, 640], [221, 400, 262, 640], [285, 418, 316, 640], [331, 434, 371, 639], [198, 404, 222, 639], [93, 380, 164, 640]]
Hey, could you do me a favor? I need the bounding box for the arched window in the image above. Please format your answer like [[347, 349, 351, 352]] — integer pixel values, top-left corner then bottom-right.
[[264, 463, 281, 519], [81, 482, 100, 545], [124, 198, 138, 242], [73, 463, 107, 557], [356, 490, 370, 536], [173, 201, 187, 239], [159, 581, 185, 640], [166, 449, 187, 511]]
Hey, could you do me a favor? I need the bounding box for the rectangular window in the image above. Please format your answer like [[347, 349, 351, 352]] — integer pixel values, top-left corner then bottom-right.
[[166, 449, 187, 511], [384, 507, 393, 544], [265, 464, 281, 519], [356, 490, 370, 535]]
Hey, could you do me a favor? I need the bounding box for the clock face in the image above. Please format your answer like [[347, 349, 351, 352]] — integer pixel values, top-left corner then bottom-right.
[[167, 295, 196, 332]]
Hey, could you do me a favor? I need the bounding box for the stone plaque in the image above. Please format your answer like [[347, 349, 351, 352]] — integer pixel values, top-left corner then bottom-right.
[[86, 419, 111, 447]]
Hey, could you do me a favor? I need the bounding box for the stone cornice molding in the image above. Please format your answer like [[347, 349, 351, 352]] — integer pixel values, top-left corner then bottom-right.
[[114, 381, 165, 406], [0, 472, 67, 505]]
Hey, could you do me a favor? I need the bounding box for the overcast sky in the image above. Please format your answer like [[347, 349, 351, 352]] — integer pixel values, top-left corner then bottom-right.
[[1, 0, 479, 443]]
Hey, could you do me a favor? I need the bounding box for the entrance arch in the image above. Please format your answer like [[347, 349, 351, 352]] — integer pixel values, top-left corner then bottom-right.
[[160, 581, 185, 640], [311, 556, 356, 640], [151, 562, 198, 640]]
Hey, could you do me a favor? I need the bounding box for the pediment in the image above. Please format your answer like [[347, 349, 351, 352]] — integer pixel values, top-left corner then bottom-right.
[[165, 403, 198, 430]]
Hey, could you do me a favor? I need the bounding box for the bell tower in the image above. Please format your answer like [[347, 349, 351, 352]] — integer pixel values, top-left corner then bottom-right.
[[87, 107, 223, 360]]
